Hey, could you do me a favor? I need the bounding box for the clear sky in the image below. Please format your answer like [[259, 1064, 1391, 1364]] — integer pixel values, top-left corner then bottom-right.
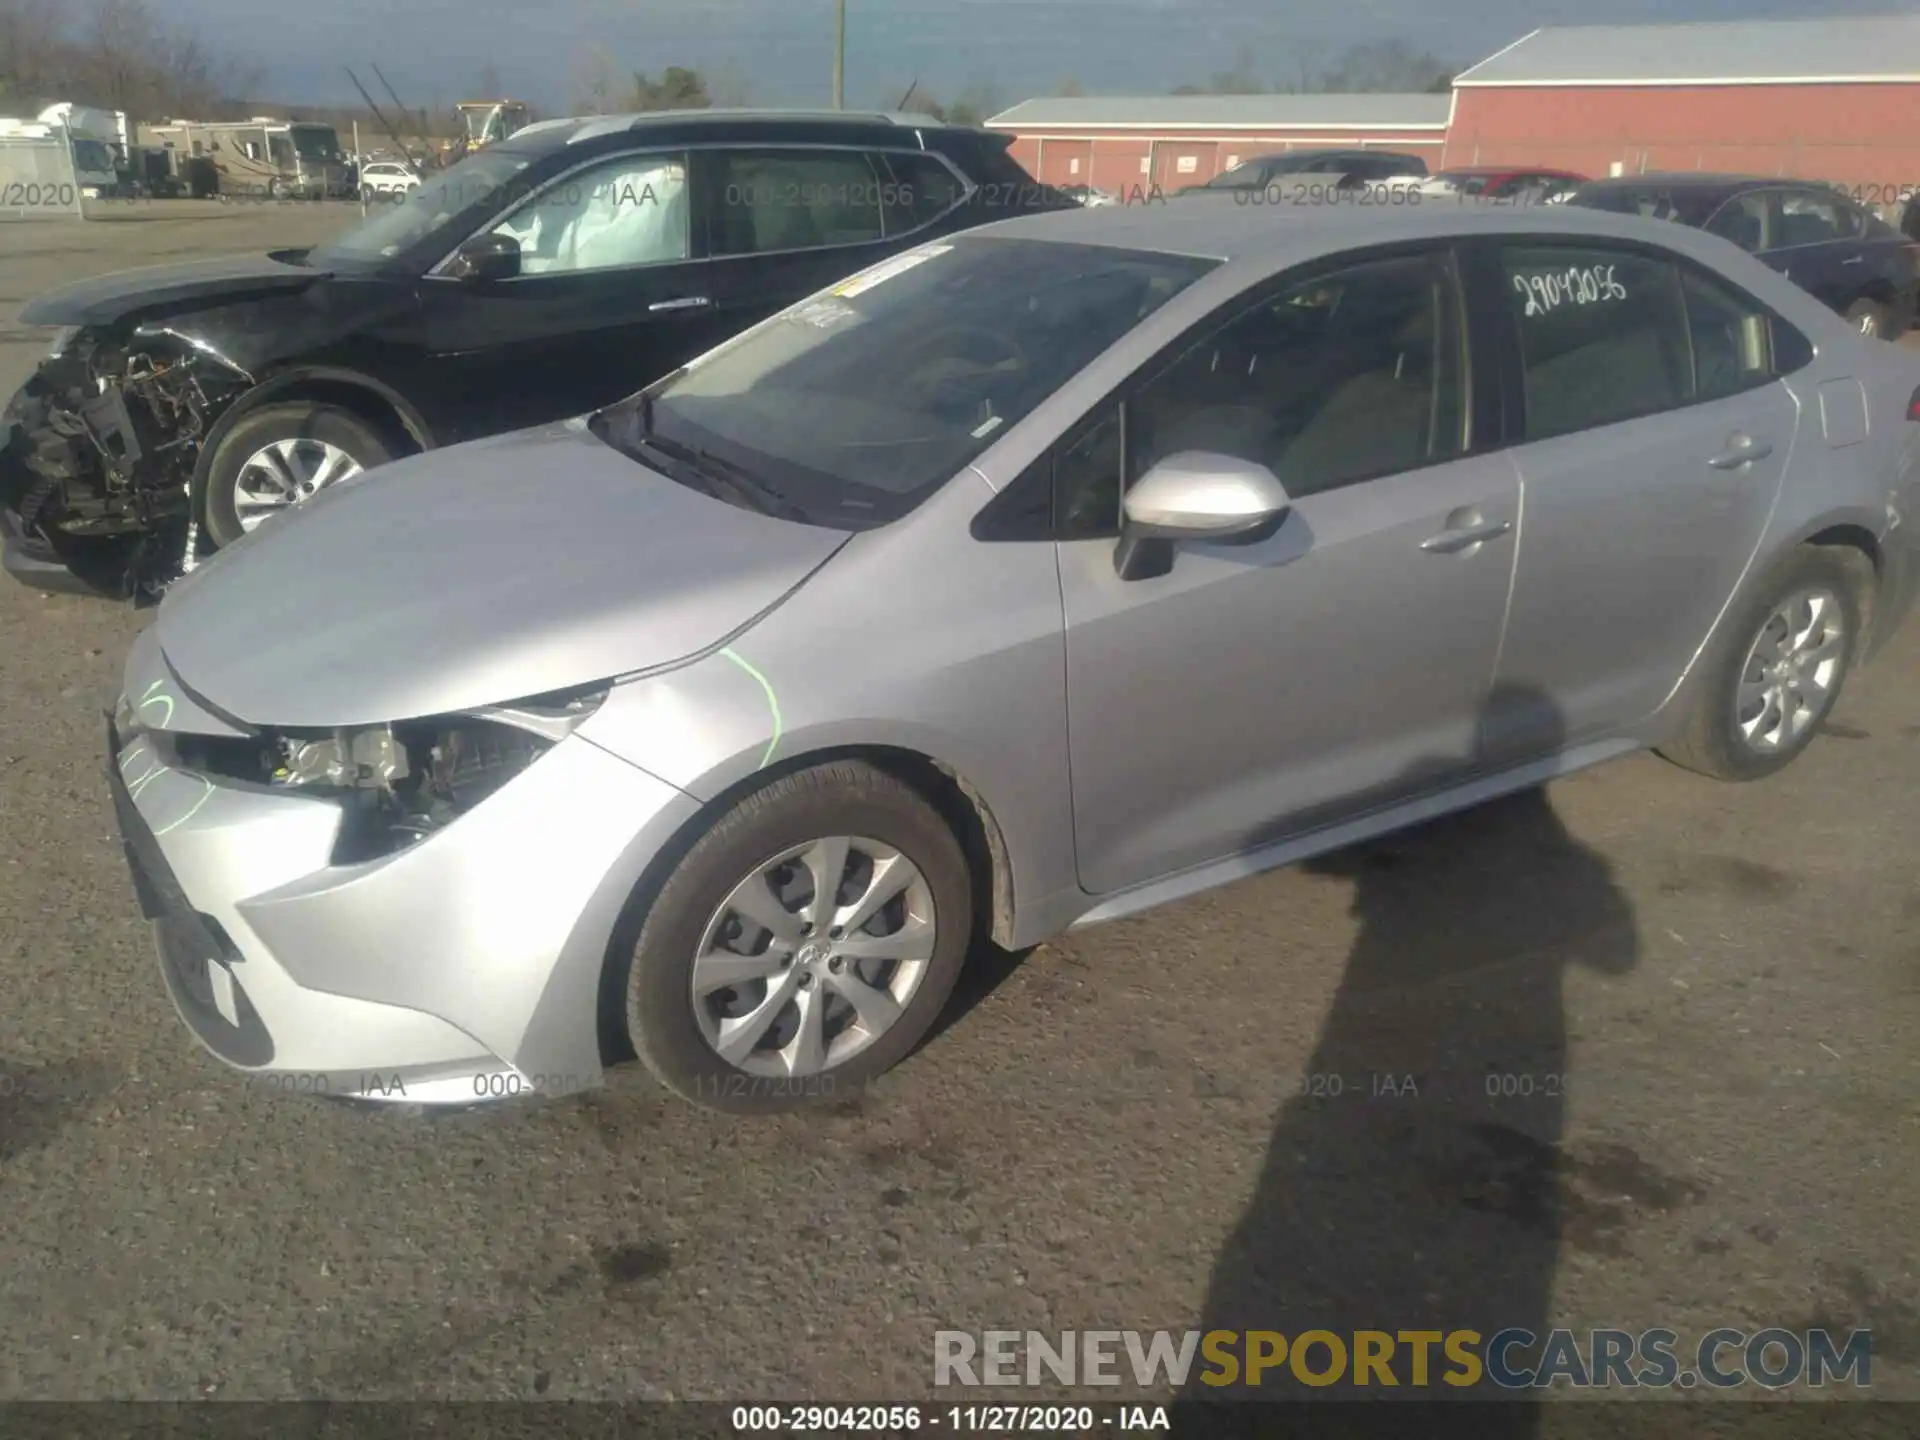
[[186, 0, 1831, 113]]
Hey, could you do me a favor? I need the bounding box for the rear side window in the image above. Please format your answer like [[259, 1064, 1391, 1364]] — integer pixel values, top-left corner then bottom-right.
[[1773, 190, 1857, 246], [1499, 244, 1801, 440], [1500, 245, 1690, 440], [875, 151, 964, 234], [711, 148, 885, 256], [1679, 267, 1784, 401]]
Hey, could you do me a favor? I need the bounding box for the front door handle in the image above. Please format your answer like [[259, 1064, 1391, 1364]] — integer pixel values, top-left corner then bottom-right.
[[1842, 255, 1866, 266], [1421, 518, 1512, 554], [649, 296, 712, 312], [1708, 437, 1773, 469]]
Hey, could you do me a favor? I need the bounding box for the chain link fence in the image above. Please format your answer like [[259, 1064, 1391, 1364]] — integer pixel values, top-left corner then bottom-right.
[[0, 132, 86, 221]]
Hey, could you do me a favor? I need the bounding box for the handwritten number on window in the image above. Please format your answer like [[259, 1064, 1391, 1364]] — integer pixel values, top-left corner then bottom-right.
[[1511, 264, 1628, 317]]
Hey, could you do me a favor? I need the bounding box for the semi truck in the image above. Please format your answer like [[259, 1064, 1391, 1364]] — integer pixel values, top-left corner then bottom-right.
[[0, 103, 128, 196]]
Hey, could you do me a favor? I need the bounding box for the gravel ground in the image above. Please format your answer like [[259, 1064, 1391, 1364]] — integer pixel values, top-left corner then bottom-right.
[[1, 208, 1917, 1416]]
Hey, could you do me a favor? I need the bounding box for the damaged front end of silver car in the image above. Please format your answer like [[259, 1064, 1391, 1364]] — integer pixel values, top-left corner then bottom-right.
[[1, 322, 251, 603]]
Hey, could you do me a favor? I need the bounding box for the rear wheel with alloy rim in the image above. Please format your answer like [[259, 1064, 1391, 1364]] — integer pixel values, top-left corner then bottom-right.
[[1658, 545, 1864, 780], [1846, 297, 1892, 340], [622, 761, 973, 1112], [200, 402, 395, 548]]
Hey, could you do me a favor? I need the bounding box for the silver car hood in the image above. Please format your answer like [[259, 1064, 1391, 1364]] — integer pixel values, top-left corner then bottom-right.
[[154, 420, 851, 728]]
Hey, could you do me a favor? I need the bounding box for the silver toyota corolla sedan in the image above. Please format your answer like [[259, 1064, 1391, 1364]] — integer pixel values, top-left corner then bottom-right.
[[108, 198, 1920, 1113]]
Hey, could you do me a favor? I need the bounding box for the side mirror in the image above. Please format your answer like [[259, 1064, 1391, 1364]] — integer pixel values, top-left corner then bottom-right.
[[446, 232, 521, 282], [1115, 451, 1291, 580]]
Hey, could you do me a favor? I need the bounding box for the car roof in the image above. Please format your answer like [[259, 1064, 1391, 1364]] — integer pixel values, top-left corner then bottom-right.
[[1248, 147, 1415, 161], [1440, 165, 1581, 176], [495, 107, 966, 154], [971, 192, 1773, 263], [1575, 173, 1831, 193]]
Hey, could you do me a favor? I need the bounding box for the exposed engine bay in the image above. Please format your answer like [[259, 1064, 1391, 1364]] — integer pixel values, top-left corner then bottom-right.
[[171, 716, 554, 864], [1, 325, 250, 602]]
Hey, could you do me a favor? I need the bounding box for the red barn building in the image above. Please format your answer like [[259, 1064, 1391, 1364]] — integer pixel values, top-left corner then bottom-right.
[[984, 94, 1451, 194], [1445, 16, 1920, 189]]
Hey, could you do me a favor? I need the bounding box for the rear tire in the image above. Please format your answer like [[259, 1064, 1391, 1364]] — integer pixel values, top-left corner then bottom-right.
[[622, 761, 973, 1114], [201, 402, 395, 549], [1657, 545, 1863, 781], [1846, 296, 1892, 340]]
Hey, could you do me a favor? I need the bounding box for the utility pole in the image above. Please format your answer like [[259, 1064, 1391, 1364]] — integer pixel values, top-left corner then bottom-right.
[[832, 0, 846, 108]]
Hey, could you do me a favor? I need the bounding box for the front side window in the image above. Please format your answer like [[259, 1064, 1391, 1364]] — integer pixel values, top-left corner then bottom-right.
[[1705, 192, 1770, 252], [1500, 243, 1752, 441], [598, 237, 1216, 530], [712, 148, 886, 256], [488, 152, 689, 275], [1058, 251, 1466, 537], [1132, 253, 1464, 497]]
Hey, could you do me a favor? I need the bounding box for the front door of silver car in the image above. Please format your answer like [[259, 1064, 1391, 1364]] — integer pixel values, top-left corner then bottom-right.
[[1056, 247, 1522, 894], [1475, 240, 1801, 760]]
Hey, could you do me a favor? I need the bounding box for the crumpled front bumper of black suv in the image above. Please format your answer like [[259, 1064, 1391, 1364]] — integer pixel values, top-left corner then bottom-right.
[[0, 415, 94, 596]]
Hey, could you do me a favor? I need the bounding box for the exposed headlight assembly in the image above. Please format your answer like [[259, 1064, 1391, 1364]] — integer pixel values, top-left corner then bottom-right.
[[259, 684, 609, 864]]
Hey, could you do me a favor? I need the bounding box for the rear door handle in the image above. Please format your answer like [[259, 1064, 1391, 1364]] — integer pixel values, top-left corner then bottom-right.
[[649, 296, 712, 312], [1421, 519, 1512, 554], [1842, 254, 1866, 266], [1708, 439, 1773, 469]]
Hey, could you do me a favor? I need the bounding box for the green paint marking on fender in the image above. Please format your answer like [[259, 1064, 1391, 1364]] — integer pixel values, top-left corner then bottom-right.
[[153, 775, 216, 837], [139, 679, 174, 727], [720, 647, 783, 769]]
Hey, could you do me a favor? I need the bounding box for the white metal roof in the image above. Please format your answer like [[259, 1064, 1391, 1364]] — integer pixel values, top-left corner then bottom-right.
[[1455, 16, 1920, 87], [985, 94, 1452, 131]]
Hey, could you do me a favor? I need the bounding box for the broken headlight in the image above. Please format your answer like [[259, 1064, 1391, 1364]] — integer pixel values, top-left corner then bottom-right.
[[263, 685, 608, 864]]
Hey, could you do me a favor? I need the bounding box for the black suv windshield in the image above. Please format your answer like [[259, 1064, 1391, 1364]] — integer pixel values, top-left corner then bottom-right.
[[598, 237, 1217, 529], [311, 148, 538, 266]]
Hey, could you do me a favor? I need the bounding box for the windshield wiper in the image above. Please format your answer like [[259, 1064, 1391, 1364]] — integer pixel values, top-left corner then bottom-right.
[[595, 397, 806, 521], [633, 394, 806, 520]]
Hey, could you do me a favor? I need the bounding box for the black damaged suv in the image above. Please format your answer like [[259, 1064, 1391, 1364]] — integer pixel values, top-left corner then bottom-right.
[[1, 109, 1073, 600]]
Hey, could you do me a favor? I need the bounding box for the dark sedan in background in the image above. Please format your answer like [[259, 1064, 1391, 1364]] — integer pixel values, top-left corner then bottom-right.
[[0, 109, 1074, 601], [1565, 174, 1920, 339], [1179, 147, 1429, 196]]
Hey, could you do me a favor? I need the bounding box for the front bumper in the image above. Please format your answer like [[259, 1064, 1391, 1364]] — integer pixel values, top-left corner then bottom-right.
[[1, 500, 92, 596], [0, 416, 92, 596], [106, 680, 700, 1106]]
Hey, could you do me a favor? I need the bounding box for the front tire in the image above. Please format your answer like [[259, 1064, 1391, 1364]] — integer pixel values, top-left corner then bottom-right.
[[623, 761, 974, 1113], [1657, 545, 1863, 781], [201, 403, 395, 549]]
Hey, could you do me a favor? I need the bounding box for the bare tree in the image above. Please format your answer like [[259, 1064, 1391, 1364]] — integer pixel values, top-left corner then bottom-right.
[[1313, 39, 1452, 93], [0, 0, 74, 103], [475, 64, 502, 99], [1054, 76, 1084, 97]]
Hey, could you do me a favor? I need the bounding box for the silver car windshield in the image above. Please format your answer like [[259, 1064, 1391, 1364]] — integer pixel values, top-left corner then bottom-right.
[[312, 148, 536, 265], [604, 237, 1219, 530]]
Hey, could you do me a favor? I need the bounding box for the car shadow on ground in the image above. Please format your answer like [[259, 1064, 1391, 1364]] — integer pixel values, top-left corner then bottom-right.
[[1179, 685, 1641, 1432]]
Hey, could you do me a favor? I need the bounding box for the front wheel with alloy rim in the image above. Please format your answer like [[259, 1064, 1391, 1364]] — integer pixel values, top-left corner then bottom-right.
[[1657, 545, 1864, 781], [622, 761, 973, 1113], [200, 403, 395, 548]]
